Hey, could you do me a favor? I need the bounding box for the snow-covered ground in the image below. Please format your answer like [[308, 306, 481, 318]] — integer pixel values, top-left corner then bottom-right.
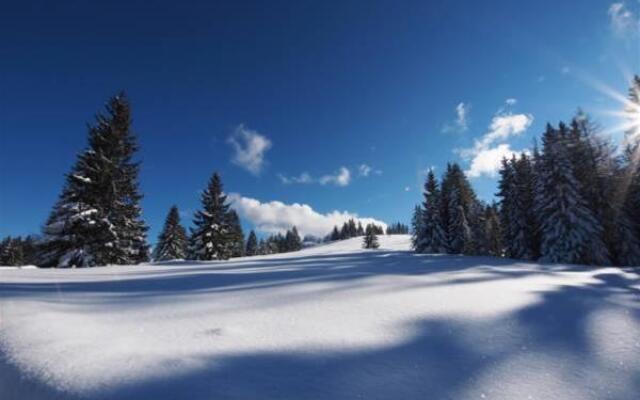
[[1, 235, 638, 399]]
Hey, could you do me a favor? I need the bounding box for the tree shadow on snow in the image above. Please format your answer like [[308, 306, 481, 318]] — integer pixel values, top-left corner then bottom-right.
[[96, 272, 640, 400], [0, 251, 582, 302]]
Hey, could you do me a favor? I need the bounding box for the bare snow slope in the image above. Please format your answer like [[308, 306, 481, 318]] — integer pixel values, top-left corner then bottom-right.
[[1, 235, 639, 400]]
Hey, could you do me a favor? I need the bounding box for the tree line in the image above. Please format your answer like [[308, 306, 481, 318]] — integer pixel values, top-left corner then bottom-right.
[[413, 76, 640, 267], [0, 93, 306, 267], [326, 219, 385, 241]]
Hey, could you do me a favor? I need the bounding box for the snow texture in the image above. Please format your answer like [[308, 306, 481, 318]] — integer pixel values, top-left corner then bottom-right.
[[1, 235, 639, 399]]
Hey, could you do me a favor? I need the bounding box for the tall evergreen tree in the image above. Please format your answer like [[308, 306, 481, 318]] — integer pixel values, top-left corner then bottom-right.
[[246, 230, 259, 256], [189, 172, 233, 260], [153, 206, 188, 261], [39, 93, 149, 267], [611, 76, 640, 265], [411, 205, 424, 250], [484, 203, 502, 257], [497, 157, 515, 257], [498, 153, 539, 260], [441, 164, 477, 254], [227, 210, 245, 258], [416, 170, 447, 253], [363, 224, 380, 249], [535, 123, 609, 264]]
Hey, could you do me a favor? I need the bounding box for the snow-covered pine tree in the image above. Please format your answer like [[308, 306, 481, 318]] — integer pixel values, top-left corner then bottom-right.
[[227, 210, 245, 258], [410, 205, 424, 250], [285, 227, 302, 252], [612, 76, 640, 266], [189, 172, 233, 260], [535, 123, 609, 265], [442, 164, 477, 254], [153, 206, 188, 261], [484, 203, 502, 257], [563, 115, 611, 264], [330, 226, 341, 241], [510, 153, 539, 260], [497, 157, 516, 257], [363, 224, 380, 249], [357, 222, 364, 236], [417, 170, 448, 253], [39, 93, 149, 268], [0, 237, 25, 266], [246, 230, 259, 256]]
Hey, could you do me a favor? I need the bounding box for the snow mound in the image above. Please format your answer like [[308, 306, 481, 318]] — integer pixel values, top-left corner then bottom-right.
[[1, 234, 639, 400]]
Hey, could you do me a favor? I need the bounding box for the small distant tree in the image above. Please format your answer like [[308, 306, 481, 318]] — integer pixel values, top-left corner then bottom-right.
[[153, 206, 188, 261], [329, 226, 341, 241], [363, 224, 380, 249], [245, 230, 259, 256], [285, 226, 302, 252], [0, 236, 25, 266]]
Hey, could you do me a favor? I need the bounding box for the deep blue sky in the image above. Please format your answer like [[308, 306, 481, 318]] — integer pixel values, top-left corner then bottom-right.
[[1, 0, 638, 242]]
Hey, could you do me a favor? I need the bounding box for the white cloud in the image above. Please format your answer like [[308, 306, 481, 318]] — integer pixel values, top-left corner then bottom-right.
[[228, 193, 387, 237], [281, 165, 378, 186], [457, 104, 533, 178], [358, 164, 372, 177], [278, 172, 313, 184], [608, 2, 639, 36], [319, 167, 351, 187], [465, 144, 521, 178], [227, 124, 272, 175], [442, 102, 470, 133], [505, 98, 517, 106]]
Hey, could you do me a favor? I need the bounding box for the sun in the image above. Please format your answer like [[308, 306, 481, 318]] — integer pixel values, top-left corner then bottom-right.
[[589, 75, 640, 143]]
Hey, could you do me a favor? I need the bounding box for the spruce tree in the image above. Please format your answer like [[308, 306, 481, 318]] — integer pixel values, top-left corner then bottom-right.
[[484, 204, 502, 257], [0, 237, 25, 266], [246, 230, 259, 256], [417, 170, 447, 253], [411, 205, 424, 250], [356, 222, 364, 236], [612, 76, 640, 265], [535, 123, 609, 265], [227, 210, 245, 258], [189, 172, 233, 260], [39, 93, 149, 268], [500, 153, 539, 260], [153, 206, 188, 261], [442, 164, 477, 254], [285, 227, 302, 252], [363, 224, 380, 249], [330, 226, 341, 241], [564, 115, 611, 264]]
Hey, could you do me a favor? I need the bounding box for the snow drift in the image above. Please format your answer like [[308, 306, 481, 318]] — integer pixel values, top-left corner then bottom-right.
[[0, 235, 638, 399]]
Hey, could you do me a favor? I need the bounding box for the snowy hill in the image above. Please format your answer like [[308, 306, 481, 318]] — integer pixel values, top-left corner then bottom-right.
[[1, 235, 639, 400]]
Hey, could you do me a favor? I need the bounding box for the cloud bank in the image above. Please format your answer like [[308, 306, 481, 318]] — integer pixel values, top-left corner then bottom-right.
[[228, 193, 387, 237]]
